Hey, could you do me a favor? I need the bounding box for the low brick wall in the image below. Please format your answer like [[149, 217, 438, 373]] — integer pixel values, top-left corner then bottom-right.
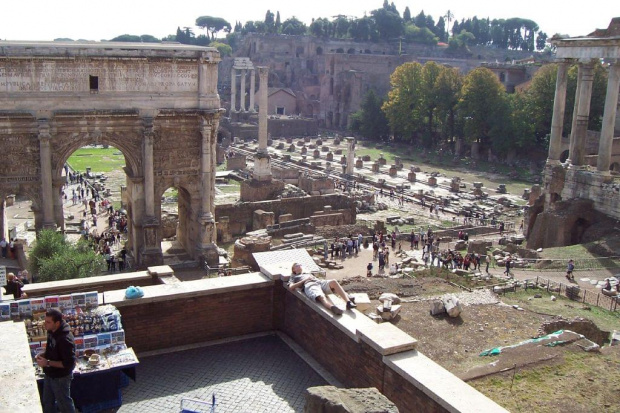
[[104, 273, 274, 353]]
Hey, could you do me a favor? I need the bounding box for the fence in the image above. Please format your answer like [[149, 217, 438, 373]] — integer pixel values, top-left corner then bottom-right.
[[498, 276, 618, 312]]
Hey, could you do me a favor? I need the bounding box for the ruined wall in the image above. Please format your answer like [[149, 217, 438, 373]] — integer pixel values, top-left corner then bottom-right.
[[267, 118, 318, 137], [215, 194, 355, 236]]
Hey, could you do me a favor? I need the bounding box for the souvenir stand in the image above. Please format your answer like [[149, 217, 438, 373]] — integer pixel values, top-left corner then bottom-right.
[[1, 290, 139, 413]]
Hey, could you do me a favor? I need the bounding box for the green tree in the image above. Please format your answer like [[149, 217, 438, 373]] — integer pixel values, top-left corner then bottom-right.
[[264, 10, 276, 33], [28, 230, 106, 282], [350, 90, 390, 141], [526, 64, 558, 143], [458, 67, 507, 148], [420, 61, 443, 147], [403, 7, 411, 22], [382, 62, 424, 143], [110, 34, 141, 42], [209, 41, 233, 56], [195, 16, 231, 40], [281, 17, 307, 35], [370, 7, 403, 41], [403, 23, 438, 45], [275, 11, 282, 33], [435, 67, 463, 143], [536, 31, 548, 50]]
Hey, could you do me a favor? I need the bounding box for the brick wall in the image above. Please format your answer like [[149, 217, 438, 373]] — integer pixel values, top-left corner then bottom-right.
[[281, 286, 451, 413], [116, 286, 274, 353]]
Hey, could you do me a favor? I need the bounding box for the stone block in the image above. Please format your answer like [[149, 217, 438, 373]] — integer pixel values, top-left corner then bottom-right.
[[349, 293, 371, 311], [408, 171, 416, 182], [288, 144, 296, 152], [335, 149, 343, 155], [321, 145, 329, 152], [313, 149, 321, 158], [442, 294, 462, 318], [428, 176, 437, 186], [372, 163, 380, 173], [355, 159, 363, 168], [389, 165, 397, 176], [378, 156, 387, 166], [315, 139, 322, 146], [362, 155, 371, 162], [377, 304, 401, 320], [279, 214, 293, 223], [304, 386, 398, 413], [301, 146, 308, 154], [326, 152, 334, 161]]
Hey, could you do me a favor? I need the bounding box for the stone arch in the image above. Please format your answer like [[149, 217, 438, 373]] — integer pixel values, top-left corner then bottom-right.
[[610, 162, 620, 172], [155, 177, 200, 262], [52, 130, 142, 181]]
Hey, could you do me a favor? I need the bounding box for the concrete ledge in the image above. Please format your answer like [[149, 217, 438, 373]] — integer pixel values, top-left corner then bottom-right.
[[22, 271, 153, 297], [105, 272, 272, 307], [0, 321, 42, 412], [356, 322, 418, 356], [384, 350, 508, 413]]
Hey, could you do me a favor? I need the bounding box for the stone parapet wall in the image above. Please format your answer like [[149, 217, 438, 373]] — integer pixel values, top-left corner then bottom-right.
[[22, 271, 157, 298]]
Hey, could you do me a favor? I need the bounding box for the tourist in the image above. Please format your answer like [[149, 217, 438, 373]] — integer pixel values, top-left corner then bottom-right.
[[3, 272, 27, 298], [565, 259, 575, 281], [0, 237, 7, 258], [36, 308, 76, 413], [504, 256, 512, 277], [288, 263, 356, 315]]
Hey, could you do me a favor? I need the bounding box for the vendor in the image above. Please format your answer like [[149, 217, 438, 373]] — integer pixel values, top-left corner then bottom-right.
[[4, 272, 27, 298]]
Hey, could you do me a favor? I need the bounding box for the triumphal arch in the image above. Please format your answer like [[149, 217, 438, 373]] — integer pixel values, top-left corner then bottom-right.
[[0, 41, 223, 267]]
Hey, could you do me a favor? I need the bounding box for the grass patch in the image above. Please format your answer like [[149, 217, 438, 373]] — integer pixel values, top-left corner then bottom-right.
[[217, 180, 241, 194], [501, 288, 620, 332], [471, 350, 620, 413], [67, 146, 126, 173]]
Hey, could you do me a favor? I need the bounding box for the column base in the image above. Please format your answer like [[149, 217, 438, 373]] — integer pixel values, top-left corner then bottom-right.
[[197, 243, 220, 268]]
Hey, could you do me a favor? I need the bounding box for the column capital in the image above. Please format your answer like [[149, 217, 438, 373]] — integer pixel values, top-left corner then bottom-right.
[[37, 118, 51, 142]]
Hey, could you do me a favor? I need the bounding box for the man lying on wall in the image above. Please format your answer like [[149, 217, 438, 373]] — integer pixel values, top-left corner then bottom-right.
[[288, 262, 356, 315]]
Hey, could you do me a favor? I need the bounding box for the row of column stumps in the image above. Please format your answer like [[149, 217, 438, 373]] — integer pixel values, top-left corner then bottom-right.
[[230, 64, 256, 112], [547, 58, 620, 173]]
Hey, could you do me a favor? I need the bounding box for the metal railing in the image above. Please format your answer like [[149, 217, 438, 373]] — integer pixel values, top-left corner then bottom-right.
[[495, 276, 618, 312]]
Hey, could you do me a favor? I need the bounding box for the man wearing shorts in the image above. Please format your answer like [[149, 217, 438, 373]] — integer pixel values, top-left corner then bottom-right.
[[288, 263, 356, 315]]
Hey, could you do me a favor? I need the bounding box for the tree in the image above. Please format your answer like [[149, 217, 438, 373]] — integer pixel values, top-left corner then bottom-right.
[[420, 62, 443, 147], [435, 17, 447, 42], [281, 17, 307, 36], [110, 34, 141, 42], [195, 16, 231, 40], [370, 7, 403, 41], [382, 62, 425, 143], [414, 11, 426, 29], [403, 23, 437, 45], [209, 41, 233, 57], [403, 7, 411, 22], [28, 230, 106, 282], [458, 67, 507, 148], [435, 67, 463, 143], [349, 90, 390, 141], [444, 10, 455, 38], [525, 64, 558, 144], [275, 11, 282, 33], [264, 10, 275, 33], [536, 31, 548, 50]]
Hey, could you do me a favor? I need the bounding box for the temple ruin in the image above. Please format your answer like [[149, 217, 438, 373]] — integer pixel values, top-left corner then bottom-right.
[[527, 18, 620, 248]]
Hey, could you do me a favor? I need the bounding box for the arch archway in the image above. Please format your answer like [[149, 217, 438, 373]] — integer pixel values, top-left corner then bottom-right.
[[560, 150, 569, 163]]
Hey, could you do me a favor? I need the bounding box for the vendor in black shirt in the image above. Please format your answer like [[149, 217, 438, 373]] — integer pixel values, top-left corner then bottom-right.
[[35, 308, 76, 413], [3, 272, 27, 298]]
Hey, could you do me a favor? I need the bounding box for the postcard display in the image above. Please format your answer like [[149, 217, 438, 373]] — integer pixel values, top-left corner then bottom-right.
[[1, 291, 138, 374]]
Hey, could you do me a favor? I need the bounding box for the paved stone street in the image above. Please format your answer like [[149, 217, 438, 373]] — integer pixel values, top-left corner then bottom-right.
[[118, 334, 327, 413]]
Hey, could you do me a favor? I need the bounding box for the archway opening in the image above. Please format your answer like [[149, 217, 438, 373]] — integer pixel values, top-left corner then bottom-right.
[[1, 191, 37, 272], [560, 150, 569, 163], [64, 144, 131, 270], [570, 218, 589, 245], [159, 185, 193, 266]]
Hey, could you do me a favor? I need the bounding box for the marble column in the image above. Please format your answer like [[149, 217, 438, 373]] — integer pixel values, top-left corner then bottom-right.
[[200, 118, 215, 223], [597, 62, 620, 172], [346, 137, 355, 175], [569, 61, 594, 166], [568, 65, 582, 164], [230, 67, 236, 112], [249, 69, 256, 112], [252, 67, 272, 181], [547, 61, 569, 162], [258, 67, 268, 154], [143, 117, 155, 217], [240, 69, 247, 111], [38, 119, 55, 229]]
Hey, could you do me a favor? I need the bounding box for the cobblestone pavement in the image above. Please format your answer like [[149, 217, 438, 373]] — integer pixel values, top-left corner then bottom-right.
[[118, 335, 327, 413]]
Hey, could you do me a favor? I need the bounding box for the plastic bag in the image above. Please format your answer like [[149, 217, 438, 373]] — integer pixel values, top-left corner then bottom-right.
[[125, 286, 144, 299]]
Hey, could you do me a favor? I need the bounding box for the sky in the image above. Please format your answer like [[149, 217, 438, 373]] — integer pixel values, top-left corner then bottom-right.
[[1, 0, 618, 42]]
